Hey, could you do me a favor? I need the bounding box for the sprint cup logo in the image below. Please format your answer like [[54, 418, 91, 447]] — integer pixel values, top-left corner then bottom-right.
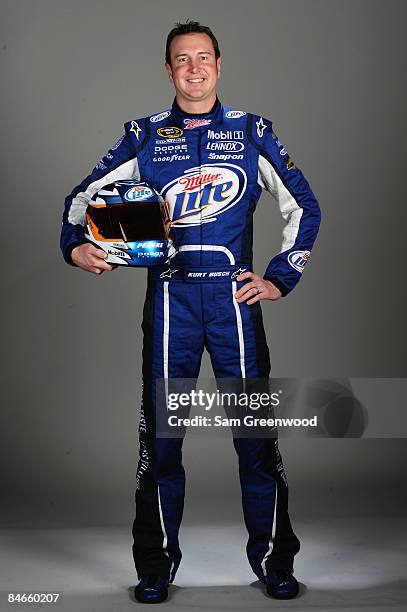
[[161, 163, 247, 226], [157, 126, 183, 139]]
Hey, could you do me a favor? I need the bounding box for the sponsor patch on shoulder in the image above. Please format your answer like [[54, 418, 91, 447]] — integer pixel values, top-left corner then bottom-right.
[[256, 117, 267, 138], [150, 110, 171, 123], [110, 135, 125, 150], [130, 120, 142, 139], [225, 110, 246, 119]]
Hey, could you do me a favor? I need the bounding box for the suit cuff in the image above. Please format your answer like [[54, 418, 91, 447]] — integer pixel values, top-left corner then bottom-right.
[[263, 276, 289, 297], [64, 240, 88, 266]]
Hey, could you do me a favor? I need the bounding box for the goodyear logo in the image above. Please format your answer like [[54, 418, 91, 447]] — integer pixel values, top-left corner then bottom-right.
[[157, 126, 183, 139]]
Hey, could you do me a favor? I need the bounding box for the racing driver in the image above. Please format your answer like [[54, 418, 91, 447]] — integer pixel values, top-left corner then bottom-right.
[[61, 20, 321, 604]]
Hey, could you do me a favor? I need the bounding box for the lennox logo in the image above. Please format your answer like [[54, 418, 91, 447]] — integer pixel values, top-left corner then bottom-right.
[[160, 164, 247, 227], [207, 141, 244, 152]]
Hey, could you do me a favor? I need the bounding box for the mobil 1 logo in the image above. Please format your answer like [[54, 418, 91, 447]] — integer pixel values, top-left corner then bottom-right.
[[207, 130, 244, 140]]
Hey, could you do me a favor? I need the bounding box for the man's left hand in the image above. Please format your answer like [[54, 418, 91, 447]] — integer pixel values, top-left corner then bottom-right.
[[235, 272, 282, 304]]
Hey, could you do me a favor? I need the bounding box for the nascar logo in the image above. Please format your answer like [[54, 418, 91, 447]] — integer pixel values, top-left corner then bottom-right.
[[125, 186, 154, 201], [161, 163, 247, 226]]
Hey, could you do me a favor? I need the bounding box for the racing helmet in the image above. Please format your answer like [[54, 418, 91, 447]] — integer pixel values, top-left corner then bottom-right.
[[85, 180, 174, 266]]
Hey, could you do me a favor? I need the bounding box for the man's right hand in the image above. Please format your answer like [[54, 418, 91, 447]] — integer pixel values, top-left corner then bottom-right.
[[71, 243, 114, 274]]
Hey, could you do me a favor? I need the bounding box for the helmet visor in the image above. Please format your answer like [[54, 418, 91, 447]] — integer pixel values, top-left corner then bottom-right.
[[87, 202, 167, 241]]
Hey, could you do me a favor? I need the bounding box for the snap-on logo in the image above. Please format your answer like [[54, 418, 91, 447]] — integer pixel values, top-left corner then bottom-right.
[[160, 163, 247, 227]]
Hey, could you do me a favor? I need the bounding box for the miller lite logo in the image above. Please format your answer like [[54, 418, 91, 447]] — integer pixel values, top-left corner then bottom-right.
[[183, 118, 212, 129], [287, 250, 310, 273], [161, 163, 247, 226], [124, 186, 154, 201], [179, 171, 222, 191]]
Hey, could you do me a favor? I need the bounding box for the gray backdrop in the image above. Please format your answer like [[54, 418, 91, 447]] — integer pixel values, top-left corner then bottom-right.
[[1, 0, 406, 528]]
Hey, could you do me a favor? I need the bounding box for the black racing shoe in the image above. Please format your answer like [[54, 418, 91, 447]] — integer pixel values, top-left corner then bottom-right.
[[134, 575, 169, 604], [266, 569, 300, 599]]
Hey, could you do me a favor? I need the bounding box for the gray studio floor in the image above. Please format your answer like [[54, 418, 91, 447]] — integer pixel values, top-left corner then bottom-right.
[[1, 517, 406, 611]]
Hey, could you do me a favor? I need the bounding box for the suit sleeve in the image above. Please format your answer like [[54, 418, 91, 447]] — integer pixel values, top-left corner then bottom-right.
[[60, 124, 140, 265], [257, 126, 321, 296]]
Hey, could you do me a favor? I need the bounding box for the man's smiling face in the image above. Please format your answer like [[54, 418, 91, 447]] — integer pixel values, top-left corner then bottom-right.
[[165, 33, 221, 109]]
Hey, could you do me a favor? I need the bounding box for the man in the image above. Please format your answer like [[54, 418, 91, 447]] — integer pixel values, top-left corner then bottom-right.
[[61, 21, 321, 603]]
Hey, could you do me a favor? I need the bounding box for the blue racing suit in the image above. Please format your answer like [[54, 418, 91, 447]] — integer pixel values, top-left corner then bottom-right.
[[61, 98, 321, 582]]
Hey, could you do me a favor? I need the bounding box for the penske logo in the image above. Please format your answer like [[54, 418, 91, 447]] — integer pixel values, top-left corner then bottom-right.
[[160, 163, 247, 227]]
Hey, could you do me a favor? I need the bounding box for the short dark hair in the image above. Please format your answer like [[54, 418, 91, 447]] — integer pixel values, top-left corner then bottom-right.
[[165, 20, 221, 66]]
